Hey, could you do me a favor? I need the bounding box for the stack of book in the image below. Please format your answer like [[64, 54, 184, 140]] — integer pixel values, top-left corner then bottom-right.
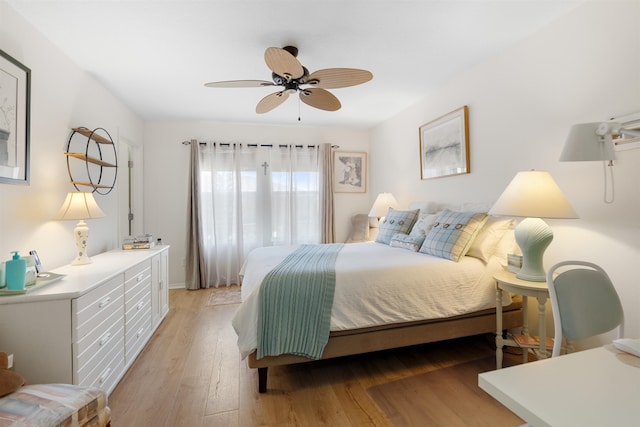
[[511, 333, 554, 350], [122, 235, 155, 250]]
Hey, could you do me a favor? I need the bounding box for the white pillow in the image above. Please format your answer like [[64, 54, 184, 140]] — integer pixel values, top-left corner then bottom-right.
[[493, 226, 519, 267], [466, 217, 514, 263], [409, 213, 438, 238]]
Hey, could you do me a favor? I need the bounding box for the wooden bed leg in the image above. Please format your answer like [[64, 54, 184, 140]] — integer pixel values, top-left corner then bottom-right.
[[258, 367, 268, 393]]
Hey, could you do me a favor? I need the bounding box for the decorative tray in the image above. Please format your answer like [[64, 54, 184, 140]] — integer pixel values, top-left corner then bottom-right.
[[0, 272, 66, 296]]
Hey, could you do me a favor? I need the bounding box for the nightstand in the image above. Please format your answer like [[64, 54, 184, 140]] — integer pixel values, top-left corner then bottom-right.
[[494, 269, 550, 369]]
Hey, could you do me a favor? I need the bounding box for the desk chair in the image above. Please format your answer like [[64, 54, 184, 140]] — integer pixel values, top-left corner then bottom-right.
[[546, 261, 624, 357]]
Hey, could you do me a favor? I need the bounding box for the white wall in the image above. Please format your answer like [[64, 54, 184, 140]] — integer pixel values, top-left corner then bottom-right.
[[0, 3, 143, 269], [143, 121, 370, 286], [370, 1, 640, 346]]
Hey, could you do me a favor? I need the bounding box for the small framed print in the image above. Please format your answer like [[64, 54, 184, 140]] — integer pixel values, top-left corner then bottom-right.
[[0, 50, 30, 185], [333, 151, 367, 193], [419, 106, 469, 180]]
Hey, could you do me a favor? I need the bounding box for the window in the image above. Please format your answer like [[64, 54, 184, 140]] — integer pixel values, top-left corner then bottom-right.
[[198, 143, 321, 286]]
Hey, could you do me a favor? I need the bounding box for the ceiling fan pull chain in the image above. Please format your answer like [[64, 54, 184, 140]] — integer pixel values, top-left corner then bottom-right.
[[298, 97, 301, 122]]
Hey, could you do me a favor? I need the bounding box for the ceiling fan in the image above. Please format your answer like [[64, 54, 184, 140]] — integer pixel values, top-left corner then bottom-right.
[[204, 46, 373, 114]]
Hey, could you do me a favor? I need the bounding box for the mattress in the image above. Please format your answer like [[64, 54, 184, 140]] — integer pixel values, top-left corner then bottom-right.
[[232, 241, 512, 359]]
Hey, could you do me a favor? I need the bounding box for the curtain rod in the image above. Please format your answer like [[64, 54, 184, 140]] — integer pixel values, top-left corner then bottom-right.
[[181, 140, 339, 149]]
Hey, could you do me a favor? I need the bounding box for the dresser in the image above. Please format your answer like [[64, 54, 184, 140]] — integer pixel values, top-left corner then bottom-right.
[[0, 246, 169, 395]]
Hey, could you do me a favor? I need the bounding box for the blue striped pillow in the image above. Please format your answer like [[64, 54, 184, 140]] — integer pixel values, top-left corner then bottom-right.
[[419, 210, 488, 261]]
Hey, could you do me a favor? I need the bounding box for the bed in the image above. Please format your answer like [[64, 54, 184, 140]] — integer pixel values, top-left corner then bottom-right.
[[232, 207, 523, 392]]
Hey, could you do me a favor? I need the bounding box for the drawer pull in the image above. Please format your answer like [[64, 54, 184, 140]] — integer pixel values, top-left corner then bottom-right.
[[159, 280, 163, 290], [137, 301, 145, 311], [136, 326, 145, 338], [98, 297, 111, 308], [99, 332, 112, 346], [99, 367, 112, 384]]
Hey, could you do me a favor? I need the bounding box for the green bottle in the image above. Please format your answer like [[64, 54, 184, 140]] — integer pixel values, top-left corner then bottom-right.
[[6, 251, 26, 291]]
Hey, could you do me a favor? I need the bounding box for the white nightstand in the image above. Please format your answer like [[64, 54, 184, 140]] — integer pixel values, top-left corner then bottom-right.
[[494, 269, 550, 369]]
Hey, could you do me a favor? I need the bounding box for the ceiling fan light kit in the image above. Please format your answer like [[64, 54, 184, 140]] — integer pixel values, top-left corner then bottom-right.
[[205, 46, 372, 115]]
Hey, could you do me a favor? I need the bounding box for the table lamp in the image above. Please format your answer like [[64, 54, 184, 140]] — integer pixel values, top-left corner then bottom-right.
[[55, 192, 106, 265], [368, 192, 398, 220], [489, 170, 577, 282]]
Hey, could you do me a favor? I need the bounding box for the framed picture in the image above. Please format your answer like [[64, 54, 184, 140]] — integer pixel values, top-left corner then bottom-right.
[[0, 50, 30, 184], [333, 151, 367, 193], [419, 105, 469, 180]]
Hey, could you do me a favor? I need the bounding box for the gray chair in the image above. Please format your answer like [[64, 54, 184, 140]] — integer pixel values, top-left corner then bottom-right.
[[546, 261, 624, 357]]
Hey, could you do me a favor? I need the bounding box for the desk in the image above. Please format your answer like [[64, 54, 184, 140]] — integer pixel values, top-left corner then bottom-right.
[[494, 270, 549, 369], [479, 346, 640, 427]]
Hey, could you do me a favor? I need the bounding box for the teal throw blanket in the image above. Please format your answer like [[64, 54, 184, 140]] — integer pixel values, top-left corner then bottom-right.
[[257, 243, 344, 360]]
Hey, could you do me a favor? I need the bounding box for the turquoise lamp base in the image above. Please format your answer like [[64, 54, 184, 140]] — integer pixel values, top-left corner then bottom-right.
[[514, 217, 553, 282]]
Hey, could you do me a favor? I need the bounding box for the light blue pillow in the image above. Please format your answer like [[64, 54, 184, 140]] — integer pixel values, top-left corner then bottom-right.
[[375, 208, 419, 245], [419, 209, 488, 261], [389, 233, 425, 252]]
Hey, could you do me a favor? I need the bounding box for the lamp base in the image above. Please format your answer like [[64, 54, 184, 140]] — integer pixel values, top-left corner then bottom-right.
[[71, 220, 93, 266], [514, 217, 553, 282]]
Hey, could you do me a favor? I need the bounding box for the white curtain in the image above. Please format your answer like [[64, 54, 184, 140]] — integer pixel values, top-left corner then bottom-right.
[[198, 142, 322, 287]]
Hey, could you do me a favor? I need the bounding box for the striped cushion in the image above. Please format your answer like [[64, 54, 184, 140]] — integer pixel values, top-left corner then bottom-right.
[[0, 383, 110, 427], [419, 210, 488, 261]]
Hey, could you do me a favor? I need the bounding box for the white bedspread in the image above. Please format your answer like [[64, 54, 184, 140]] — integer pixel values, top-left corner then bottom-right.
[[232, 242, 512, 359]]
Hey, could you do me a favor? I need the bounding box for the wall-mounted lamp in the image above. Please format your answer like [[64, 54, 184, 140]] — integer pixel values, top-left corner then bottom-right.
[[55, 192, 106, 265], [561, 121, 640, 203], [489, 170, 577, 282], [368, 192, 398, 220], [561, 122, 640, 161]]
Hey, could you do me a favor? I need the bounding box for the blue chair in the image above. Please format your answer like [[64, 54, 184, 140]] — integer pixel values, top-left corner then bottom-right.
[[546, 261, 624, 357]]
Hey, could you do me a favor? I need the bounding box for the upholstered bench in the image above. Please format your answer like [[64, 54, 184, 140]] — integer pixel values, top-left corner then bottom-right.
[[0, 383, 110, 427]]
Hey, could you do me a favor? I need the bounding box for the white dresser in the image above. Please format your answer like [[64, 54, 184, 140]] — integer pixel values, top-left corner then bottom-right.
[[0, 246, 169, 395]]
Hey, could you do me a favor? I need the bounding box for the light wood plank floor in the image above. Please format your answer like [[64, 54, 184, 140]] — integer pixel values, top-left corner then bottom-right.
[[109, 288, 525, 426]]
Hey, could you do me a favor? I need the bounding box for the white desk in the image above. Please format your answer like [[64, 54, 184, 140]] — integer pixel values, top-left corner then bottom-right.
[[479, 346, 640, 427]]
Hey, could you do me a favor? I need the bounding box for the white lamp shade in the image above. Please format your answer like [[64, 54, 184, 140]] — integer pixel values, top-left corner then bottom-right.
[[489, 170, 577, 219], [368, 193, 398, 218], [55, 192, 106, 220], [560, 122, 617, 162]]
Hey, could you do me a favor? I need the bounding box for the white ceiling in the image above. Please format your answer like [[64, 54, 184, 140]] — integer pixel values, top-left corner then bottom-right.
[[8, 0, 585, 128]]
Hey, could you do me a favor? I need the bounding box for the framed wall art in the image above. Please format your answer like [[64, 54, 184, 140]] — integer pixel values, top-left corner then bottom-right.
[[419, 105, 469, 180], [0, 49, 30, 184], [333, 151, 367, 193]]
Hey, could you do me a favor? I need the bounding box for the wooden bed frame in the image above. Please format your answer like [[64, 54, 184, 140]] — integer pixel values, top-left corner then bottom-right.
[[248, 297, 523, 392]]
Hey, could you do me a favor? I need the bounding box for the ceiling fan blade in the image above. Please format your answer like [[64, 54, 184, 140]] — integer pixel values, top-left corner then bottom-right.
[[264, 47, 304, 80], [204, 80, 274, 88], [299, 88, 341, 111], [303, 68, 373, 89], [256, 90, 290, 114]]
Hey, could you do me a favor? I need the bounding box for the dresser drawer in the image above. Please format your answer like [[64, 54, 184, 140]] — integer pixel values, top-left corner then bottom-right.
[[95, 347, 126, 396], [74, 307, 124, 372], [73, 274, 124, 334], [124, 260, 151, 292], [125, 305, 152, 363], [125, 275, 150, 310], [76, 332, 125, 387], [73, 292, 124, 344], [125, 285, 150, 323]]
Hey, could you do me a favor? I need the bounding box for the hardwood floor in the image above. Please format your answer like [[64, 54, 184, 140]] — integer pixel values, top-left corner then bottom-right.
[[109, 288, 525, 426]]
